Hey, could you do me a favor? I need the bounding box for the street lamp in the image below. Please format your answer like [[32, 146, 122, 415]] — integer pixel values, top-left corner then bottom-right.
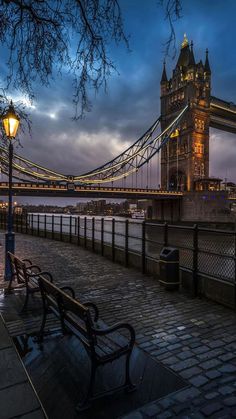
[[2, 101, 20, 280]]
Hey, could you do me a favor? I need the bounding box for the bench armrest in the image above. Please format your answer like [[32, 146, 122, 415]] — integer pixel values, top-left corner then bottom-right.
[[83, 302, 99, 322], [22, 258, 32, 265], [60, 286, 75, 298], [92, 322, 135, 347]]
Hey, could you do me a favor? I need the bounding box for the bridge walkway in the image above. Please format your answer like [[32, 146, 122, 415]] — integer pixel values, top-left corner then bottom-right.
[[1, 233, 236, 417]]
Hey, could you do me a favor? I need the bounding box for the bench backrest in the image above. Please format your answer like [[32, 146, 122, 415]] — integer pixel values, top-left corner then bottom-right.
[[38, 276, 95, 353], [8, 252, 30, 285]]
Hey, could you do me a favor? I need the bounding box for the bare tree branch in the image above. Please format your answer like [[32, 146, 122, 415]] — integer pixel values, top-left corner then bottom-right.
[[0, 0, 129, 118], [159, 0, 182, 58]]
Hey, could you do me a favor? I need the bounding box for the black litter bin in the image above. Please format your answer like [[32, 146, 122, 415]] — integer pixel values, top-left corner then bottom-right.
[[159, 247, 179, 291]]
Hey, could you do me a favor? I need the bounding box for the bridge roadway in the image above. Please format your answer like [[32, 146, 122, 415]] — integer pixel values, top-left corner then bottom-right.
[[0, 182, 183, 199], [210, 96, 236, 134]]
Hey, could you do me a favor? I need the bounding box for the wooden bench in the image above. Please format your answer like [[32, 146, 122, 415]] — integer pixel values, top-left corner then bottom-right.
[[37, 275, 136, 410], [8, 252, 53, 312]]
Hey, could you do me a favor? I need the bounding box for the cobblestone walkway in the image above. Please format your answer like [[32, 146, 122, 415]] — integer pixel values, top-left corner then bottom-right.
[[1, 233, 236, 418]]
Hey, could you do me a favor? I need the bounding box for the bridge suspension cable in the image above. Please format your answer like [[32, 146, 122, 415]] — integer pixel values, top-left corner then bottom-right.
[[0, 105, 188, 185]]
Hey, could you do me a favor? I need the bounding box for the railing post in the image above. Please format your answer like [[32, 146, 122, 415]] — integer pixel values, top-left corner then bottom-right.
[[74, 217, 77, 236], [77, 216, 80, 246], [37, 214, 40, 236], [20, 213, 23, 233], [15, 213, 18, 232], [112, 218, 115, 262], [125, 219, 129, 267], [52, 215, 54, 240], [84, 217, 87, 248], [69, 216, 72, 243], [193, 224, 199, 297], [44, 214, 46, 238], [92, 217, 95, 252], [25, 213, 28, 234], [164, 222, 168, 247], [142, 221, 146, 274], [234, 230, 236, 308], [60, 215, 63, 241], [101, 218, 104, 256], [31, 214, 34, 235]]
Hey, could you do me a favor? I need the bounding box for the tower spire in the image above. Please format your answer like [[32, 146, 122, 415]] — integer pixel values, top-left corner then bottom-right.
[[161, 60, 168, 83], [181, 33, 189, 49], [189, 40, 195, 66], [204, 48, 211, 73]]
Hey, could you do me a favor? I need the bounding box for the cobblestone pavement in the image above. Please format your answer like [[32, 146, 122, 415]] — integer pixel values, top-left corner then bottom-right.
[[1, 233, 236, 418]]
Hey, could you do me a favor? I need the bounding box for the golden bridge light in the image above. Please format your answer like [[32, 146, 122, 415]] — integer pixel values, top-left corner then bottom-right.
[[2, 101, 20, 139], [170, 129, 179, 138]]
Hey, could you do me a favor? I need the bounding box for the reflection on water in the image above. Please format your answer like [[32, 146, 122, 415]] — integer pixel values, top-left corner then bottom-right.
[[30, 214, 235, 282]]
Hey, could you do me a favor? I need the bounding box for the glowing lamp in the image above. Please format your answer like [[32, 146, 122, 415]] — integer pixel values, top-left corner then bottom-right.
[[2, 101, 20, 139], [170, 129, 179, 138]]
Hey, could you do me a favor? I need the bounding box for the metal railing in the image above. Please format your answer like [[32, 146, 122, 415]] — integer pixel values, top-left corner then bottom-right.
[[0, 211, 235, 296]]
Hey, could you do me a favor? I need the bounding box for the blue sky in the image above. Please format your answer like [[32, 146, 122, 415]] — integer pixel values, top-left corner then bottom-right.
[[1, 0, 236, 205]]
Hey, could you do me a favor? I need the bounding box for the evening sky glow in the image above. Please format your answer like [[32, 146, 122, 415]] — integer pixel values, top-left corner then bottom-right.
[[0, 0, 236, 205]]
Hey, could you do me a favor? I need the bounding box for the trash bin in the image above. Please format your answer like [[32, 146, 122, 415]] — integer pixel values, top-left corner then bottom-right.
[[159, 247, 179, 291]]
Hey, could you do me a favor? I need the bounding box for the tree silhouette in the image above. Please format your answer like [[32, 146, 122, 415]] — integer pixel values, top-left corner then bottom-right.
[[0, 0, 181, 118]]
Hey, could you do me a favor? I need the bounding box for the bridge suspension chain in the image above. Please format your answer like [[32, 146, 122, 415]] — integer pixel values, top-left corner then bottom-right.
[[0, 105, 188, 185]]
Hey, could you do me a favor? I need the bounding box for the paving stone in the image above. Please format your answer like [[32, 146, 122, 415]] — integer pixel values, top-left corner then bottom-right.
[[173, 388, 201, 403], [172, 402, 191, 415], [122, 413, 143, 419], [156, 412, 172, 419], [189, 375, 209, 387], [180, 367, 202, 379], [204, 391, 219, 400], [220, 375, 236, 384], [200, 359, 222, 370], [162, 356, 179, 365], [219, 353, 236, 362], [208, 340, 225, 349], [191, 397, 206, 407], [218, 385, 235, 395], [192, 345, 209, 355], [141, 403, 161, 417], [200, 402, 223, 417], [150, 348, 167, 357], [202, 381, 219, 392], [224, 397, 236, 407], [218, 364, 236, 373], [205, 370, 222, 379], [197, 349, 224, 361], [171, 358, 199, 372], [167, 343, 182, 351], [158, 397, 175, 410], [177, 351, 193, 360]]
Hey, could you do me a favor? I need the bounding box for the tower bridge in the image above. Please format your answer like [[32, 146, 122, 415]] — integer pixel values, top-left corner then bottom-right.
[[0, 35, 235, 222]]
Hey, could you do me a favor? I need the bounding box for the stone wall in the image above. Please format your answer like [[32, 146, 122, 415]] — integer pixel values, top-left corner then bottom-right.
[[182, 191, 235, 222]]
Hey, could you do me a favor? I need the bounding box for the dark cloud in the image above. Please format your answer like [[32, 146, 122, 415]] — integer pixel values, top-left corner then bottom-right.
[[1, 0, 236, 202]]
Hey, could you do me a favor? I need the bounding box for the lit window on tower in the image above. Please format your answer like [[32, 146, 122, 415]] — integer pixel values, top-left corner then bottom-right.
[[194, 143, 204, 154]]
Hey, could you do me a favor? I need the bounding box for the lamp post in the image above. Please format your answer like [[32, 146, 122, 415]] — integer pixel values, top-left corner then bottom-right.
[[2, 101, 20, 280]]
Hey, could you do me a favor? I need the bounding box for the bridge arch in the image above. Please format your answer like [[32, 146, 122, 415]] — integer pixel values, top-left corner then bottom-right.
[[169, 169, 187, 191]]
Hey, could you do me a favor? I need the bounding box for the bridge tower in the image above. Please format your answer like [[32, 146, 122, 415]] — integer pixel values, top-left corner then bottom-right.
[[160, 35, 211, 191]]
